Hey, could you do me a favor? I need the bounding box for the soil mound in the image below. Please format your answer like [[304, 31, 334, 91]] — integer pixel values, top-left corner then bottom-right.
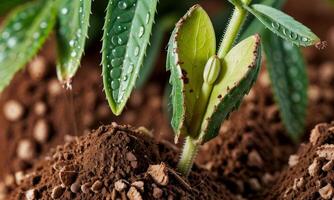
[[266, 122, 334, 199], [7, 124, 233, 200]]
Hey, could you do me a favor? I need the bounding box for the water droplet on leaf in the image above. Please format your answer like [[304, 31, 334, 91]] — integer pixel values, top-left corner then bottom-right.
[[138, 26, 144, 38]]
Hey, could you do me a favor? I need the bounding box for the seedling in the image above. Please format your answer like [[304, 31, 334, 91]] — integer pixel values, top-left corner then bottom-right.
[[167, 0, 320, 175]]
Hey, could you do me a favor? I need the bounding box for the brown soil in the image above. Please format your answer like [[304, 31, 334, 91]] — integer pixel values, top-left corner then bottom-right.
[[6, 123, 233, 200], [0, 45, 171, 185], [197, 75, 295, 199], [266, 122, 334, 200]]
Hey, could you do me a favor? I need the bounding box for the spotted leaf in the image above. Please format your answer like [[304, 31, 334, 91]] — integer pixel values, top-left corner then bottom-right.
[[263, 33, 308, 141], [56, 0, 92, 84], [166, 5, 216, 141], [198, 35, 261, 143], [245, 4, 320, 46], [0, 0, 57, 92], [102, 0, 158, 115]]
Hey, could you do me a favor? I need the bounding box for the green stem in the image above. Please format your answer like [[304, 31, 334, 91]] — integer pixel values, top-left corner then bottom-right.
[[217, 0, 252, 59], [177, 136, 200, 176]]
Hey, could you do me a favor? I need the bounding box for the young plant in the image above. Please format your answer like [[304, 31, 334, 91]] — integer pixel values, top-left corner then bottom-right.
[[167, 0, 320, 176]]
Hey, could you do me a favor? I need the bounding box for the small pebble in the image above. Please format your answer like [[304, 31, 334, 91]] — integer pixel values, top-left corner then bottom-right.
[[322, 160, 334, 171], [114, 180, 127, 192], [91, 180, 103, 193], [51, 185, 64, 199], [319, 183, 334, 199], [33, 119, 49, 143], [25, 189, 37, 200], [3, 100, 24, 121], [33, 102, 47, 116], [249, 178, 261, 191], [152, 187, 163, 199], [288, 155, 299, 167], [127, 186, 143, 200], [81, 183, 90, 194], [247, 150, 263, 167], [59, 168, 78, 187], [308, 158, 320, 177], [28, 56, 47, 80], [48, 79, 62, 96], [131, 181, 144, 192], [147, 163, 169, 186], [17, 139, 36, 160], [70, 182, 81, 193], [14, 171, 25, 185]]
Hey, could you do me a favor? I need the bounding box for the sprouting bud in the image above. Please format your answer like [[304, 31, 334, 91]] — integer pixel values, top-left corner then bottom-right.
[[203, 55, 221, 85]]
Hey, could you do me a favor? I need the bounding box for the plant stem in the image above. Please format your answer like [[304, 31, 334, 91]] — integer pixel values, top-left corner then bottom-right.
[[177, 136, 199, 176], [217, 0, 252, 59]]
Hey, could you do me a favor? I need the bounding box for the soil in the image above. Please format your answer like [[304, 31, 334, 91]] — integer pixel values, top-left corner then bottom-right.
[[266, 122, 334, 200], [5, 123, 233, 200], [0, 43, 171, 185]]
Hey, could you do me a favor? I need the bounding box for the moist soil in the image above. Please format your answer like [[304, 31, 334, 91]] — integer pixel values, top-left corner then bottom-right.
[[6, 123, 234, 200], [266, 122, 334, 200]]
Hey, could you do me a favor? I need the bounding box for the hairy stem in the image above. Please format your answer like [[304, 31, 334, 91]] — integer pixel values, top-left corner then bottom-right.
[[217, 0, 252, 59], [177, 136, 200, 176]]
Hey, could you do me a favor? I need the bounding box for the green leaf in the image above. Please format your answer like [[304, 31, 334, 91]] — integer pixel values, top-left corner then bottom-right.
[[198, 35, 261, 143], [0, 0, 57, 92], [166, 5, 216, 141], [56, 0, 92, 84], [135, 15, 177, 88], [240, 0, 286, 41], [263, 33, 308, 141], [102, 0, 158, 115], [245, 4, 320, 46]]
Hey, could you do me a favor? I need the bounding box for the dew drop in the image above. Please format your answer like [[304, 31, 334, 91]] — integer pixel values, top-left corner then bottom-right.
[[71, 51, 77, 57], [40, 21, 47, 29], [2, 31, 9, 39], [118, 37, 125, 45], [111, 58, 122, 67], [69, 40, 75, 47], [145, 13, 150, 24], [271, 22, 280, 30], [301, 37, 309, 42], [33, 32, 40, 39], [61, 8, 68, 15], [289, 32, 298, 40], [123, 75, 128, 81], [111, 36, 118, 45], [138, 26, 144, 38], [76, 29, 82, 37], [111, 80, 120, 89], [112, 90, 119, 101], [128, 64, 134, 73], [13, 23, 22, 31], [134, 46, 140, 56], [282, 28, 289, 36], [110, 68, 122, 78], [118, 1, 128, 9], [7, 38, 17, 48], [112, 46, 125, 57]]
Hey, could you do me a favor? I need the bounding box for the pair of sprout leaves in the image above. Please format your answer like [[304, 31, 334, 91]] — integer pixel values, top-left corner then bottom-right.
[[167, 0, 320, 144], [0, 0, 158, 115]]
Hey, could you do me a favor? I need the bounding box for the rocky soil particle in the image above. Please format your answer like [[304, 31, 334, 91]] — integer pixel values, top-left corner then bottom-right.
[[6, 124, 234, 200], [266, 122, 334, 199]]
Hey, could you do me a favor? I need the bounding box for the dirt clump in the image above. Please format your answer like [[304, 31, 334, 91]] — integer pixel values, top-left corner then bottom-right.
[[5, 123, 234, 200], [266, 122, 334, 199]]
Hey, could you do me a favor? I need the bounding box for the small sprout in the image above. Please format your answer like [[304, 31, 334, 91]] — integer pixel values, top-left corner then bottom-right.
[[203, 56, 221, 85]]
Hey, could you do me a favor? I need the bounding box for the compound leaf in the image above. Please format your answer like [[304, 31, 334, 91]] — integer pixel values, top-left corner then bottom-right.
[[166, 5, 216, 141], [56, 0, 92, 84], [263, 33, 308, 141], [198, 35, 261, 143], [0, 0, 57, 92], [245, 4, 320, 46], [102, 0, 158, 115]]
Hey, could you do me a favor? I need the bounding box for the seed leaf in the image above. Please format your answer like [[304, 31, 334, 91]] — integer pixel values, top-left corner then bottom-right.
[[102, 0, 158, 115], [263, 33, 308, 141], [198, 35, 261, 143], [0, 0, 57, 92], [56, 0, 92, 84], [245, 4, 320, 46], [166, 5, 216, 141]]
